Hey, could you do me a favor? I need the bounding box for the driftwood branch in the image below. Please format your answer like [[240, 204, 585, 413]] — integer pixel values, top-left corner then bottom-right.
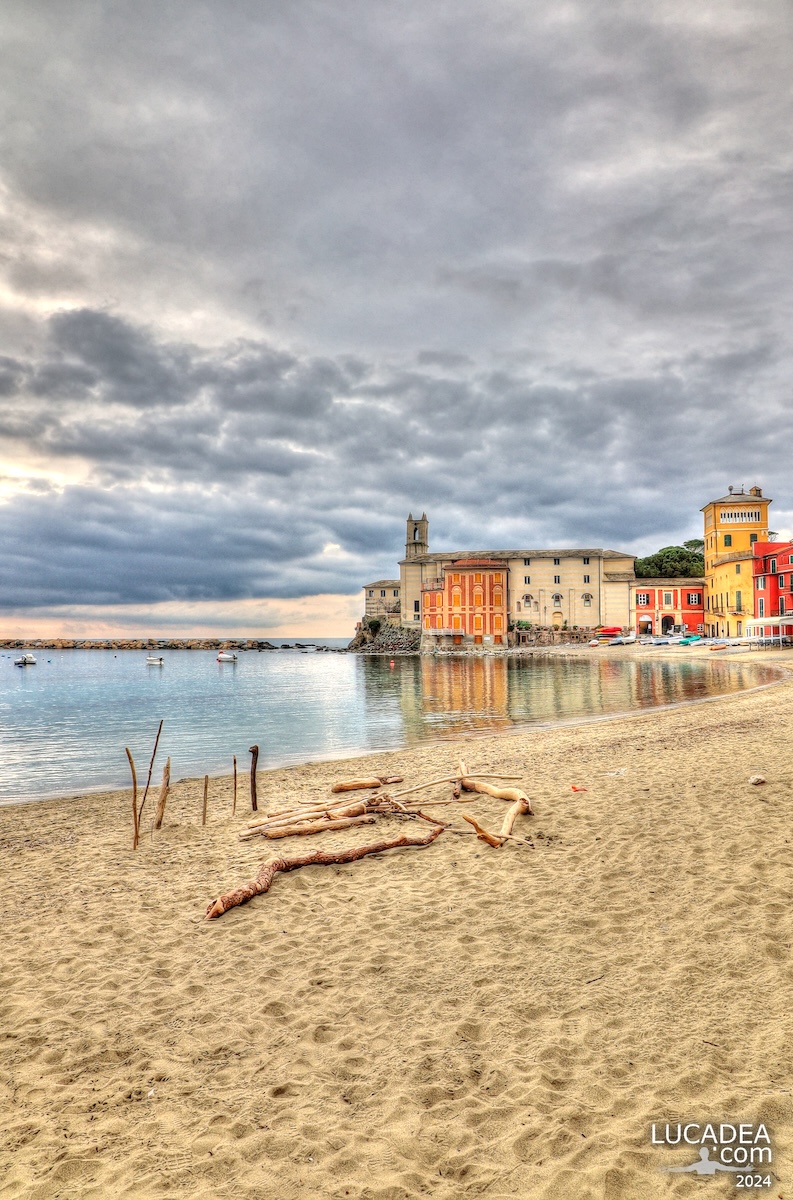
[[153, 757, 170, 830], [461, 777, 534, 815], [330, 775, 403, 793], [240, 814, 376, 840], [500, 796, 532, 837], [462, 813, 503, 848], [126, 747, 139, 850], [206, 823, 445, 918]]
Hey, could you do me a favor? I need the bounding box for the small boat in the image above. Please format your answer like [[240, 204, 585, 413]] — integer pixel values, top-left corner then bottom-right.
[[14, 653, 36, 667], [217, 651, 238, 662], [146, 655, 164, 666]]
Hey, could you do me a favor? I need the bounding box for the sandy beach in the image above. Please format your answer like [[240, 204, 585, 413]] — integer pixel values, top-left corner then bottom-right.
[[2, 646, 793, 1199]]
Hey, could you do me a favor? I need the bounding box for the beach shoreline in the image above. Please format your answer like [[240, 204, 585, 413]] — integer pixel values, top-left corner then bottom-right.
[[2, 647, 793, 1198]]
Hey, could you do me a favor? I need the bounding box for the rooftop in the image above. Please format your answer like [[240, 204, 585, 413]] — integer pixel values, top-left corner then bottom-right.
[[400, 548, 634, 564], [363, 579, 400, 589]]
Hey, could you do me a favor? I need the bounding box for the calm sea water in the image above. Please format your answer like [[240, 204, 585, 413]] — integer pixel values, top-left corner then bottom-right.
[[0, 645, 777, 805]]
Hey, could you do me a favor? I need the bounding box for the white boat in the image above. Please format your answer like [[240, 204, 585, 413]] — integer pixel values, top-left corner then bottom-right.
[[217, 651, 238, 662], [146, 655, 164, 666], [14, 653, 36, 667]]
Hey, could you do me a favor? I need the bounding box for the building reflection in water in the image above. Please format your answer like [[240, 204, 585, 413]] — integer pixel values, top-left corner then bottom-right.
[[359, 653, 774, 746]]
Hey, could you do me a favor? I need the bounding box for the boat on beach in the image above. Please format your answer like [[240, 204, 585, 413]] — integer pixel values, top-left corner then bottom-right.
[[14, 653, 37, 667]]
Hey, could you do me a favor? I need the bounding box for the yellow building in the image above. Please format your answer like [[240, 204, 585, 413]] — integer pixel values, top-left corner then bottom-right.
[[702, 485, 771, 638]]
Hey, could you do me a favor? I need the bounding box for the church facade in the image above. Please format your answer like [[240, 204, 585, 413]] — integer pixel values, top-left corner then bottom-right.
[[398, 514, 635, 645]]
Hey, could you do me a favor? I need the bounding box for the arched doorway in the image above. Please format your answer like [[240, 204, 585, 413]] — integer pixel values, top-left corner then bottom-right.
[[661, 615, 675, 634]]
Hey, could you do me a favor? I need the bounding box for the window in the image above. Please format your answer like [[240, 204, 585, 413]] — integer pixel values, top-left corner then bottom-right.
[[687, 593, 701, 605], [663, 592, 673, 605], [474, 573, 482, 584], [435, 615, 442, 628], [368, 590, 373, 597], [452, 573, 460, 583], [750, 533, 758, 544], [414, 599, 420, 612], [494, 573, 502, 584], [582, 593, 592, 607], [452, 590, 462, 607], [474, 615, 483, 630], [735, 564, 741, 574], [759, 597, 765, 617], [393, 589, 399, 597], [552, 593, 563, 605], [380, 589, 386, 597], [553, 557, 560, 565], [781, 598, 786, 615], [770, 558, 777, 573], [523, 558, 531, 566], [757, 577, 766, 590], [554, 575, 561, 584], [423, 593, 429, 607], [436, 593, 442, 606], [473, 589, 483, 605], [723, 534, 732, 547], [583, 557, 590, 564], [524, 575, 531, 585], [583, 574, 590, 583], [779, 575, 785, 589], [493, 590, 503, 606], [424, 617, 430, 629], [735, 591, 742, 612], [637, 593, 650, 606]]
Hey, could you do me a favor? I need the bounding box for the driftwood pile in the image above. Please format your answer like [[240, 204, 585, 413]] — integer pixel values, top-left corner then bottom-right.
[[205, 760, 534, 919]]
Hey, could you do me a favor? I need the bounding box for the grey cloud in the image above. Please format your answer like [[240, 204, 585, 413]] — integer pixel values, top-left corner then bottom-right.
[[0, 1, 790, 614]]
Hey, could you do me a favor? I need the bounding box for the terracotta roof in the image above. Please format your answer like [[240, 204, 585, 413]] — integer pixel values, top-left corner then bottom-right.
[[702, 492, 771, 508]]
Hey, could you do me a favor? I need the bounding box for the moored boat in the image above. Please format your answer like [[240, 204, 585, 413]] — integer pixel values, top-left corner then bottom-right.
[[14, 653, 37, 667], [146, 655, 164, 666], [217, 651, 238, 662]]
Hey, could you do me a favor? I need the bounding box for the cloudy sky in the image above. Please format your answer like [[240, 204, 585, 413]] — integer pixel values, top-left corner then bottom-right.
[[1, 0, 791, 636]]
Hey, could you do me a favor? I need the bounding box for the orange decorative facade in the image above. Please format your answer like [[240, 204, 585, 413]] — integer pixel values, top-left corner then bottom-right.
[[421, 559, 509, 646]]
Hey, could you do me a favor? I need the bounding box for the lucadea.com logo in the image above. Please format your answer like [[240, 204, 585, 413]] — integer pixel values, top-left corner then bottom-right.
[[650, 1122, 773, 1185]]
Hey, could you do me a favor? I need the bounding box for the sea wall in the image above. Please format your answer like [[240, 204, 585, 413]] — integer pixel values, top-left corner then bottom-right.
[[0, 638, 281, 651]]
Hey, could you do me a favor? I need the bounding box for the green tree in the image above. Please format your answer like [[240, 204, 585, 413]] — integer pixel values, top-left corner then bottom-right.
[[682, 538, 704, 553], [634, 545, 705, 578]]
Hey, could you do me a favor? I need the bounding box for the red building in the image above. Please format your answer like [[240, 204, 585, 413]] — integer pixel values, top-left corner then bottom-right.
[[751, 541, 793, 631], [421, 559, 508, 646], [631, 577, 705, 636]]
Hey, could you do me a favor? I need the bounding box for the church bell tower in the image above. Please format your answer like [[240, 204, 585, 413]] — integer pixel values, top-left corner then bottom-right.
[[405, 512, 429, 559]]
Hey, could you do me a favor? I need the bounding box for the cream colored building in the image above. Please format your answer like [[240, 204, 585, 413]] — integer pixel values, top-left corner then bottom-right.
[[363, 579, 401, 625], [398, 514, 634, 633]]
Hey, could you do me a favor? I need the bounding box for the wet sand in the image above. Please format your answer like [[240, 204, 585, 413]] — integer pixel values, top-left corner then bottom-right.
[[2, 647, 793, 1199]]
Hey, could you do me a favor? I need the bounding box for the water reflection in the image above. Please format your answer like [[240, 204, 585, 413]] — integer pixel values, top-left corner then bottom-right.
[[362, 653, 776, 743]]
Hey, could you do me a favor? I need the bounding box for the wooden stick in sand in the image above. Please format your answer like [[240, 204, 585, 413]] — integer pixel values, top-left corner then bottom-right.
[[249, 744, 259, 812], [232, 755, 237, 816], [137, 718, 164, 825], [205, 823, 445, 918], [126, 747, 139, 850], [202, 775, 209, 826], [153, 757, 170, 830]]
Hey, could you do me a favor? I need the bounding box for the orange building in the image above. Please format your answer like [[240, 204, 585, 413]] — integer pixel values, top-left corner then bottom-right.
[[421, 558, 509, 646]]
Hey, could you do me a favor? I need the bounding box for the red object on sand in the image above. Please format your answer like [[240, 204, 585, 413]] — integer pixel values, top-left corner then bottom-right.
[[571, 785, 588, 792]]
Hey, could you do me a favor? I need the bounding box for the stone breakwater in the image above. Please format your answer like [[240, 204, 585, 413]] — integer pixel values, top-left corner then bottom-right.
[[0, 638, 287, 651]]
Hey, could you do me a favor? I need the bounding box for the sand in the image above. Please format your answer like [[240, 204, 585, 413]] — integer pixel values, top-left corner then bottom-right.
[[2, 647, 793, 1199]]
